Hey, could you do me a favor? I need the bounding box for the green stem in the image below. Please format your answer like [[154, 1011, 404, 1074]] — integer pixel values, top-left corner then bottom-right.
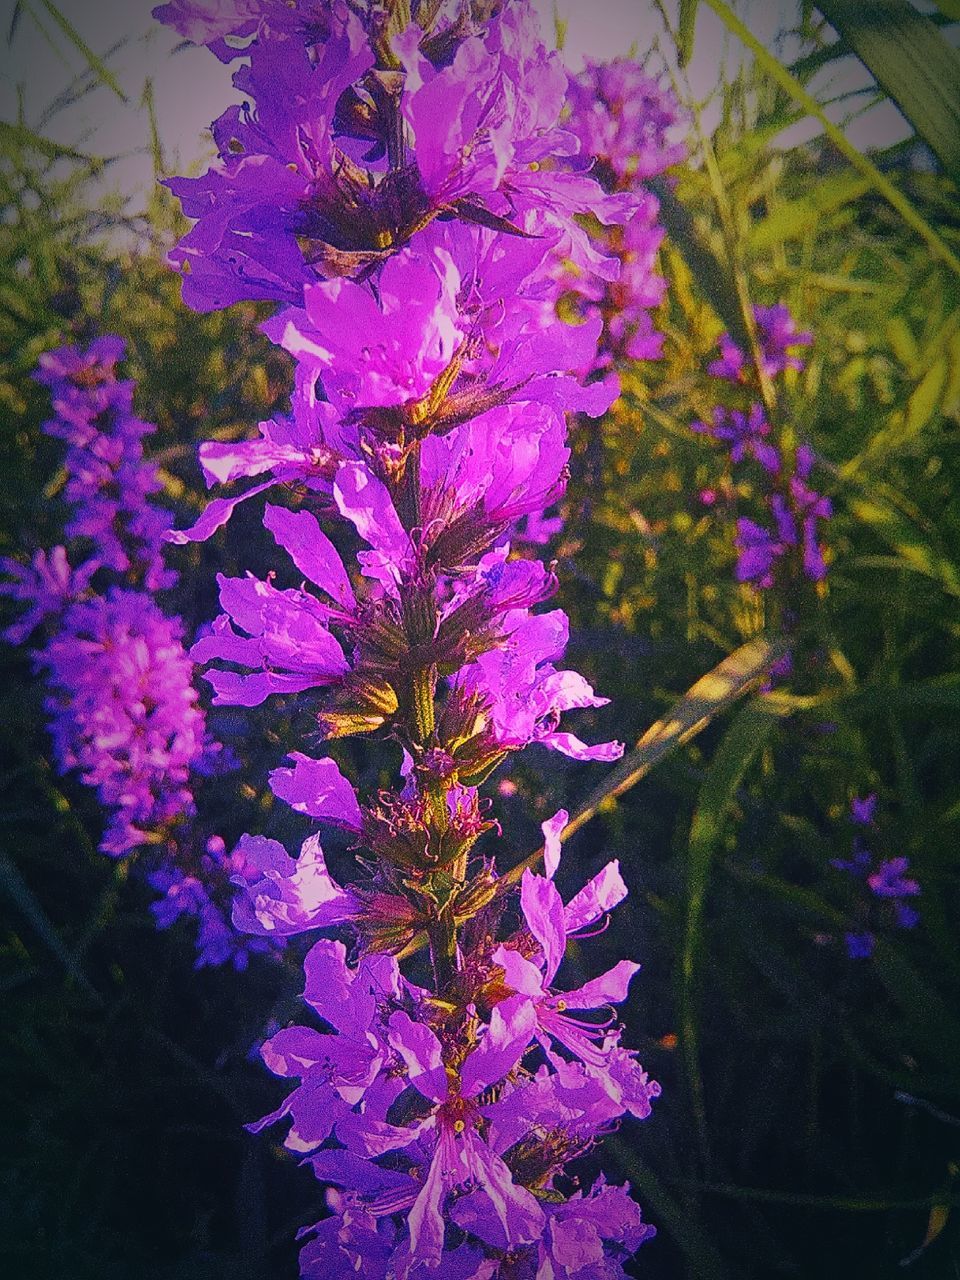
[[412, 664, 436, 743]]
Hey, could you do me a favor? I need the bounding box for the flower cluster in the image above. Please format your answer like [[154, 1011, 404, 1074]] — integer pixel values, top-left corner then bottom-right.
[[31, 336, 176, 592], [554, 57, 685, 372], [832, 794, 920, 959], [1, 339, 255, 968], [692, 303, 831, 590], [157, 0, 662, 1271]]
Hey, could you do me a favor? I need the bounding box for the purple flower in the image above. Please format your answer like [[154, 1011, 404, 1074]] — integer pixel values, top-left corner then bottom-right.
[[844, 931, 876, 960], [691, 402, 780, 474], [151, 0, 261, 48], [249, 940, 400, 1149], [230, 832, 357, 937], [734, 518, 782, 588], [788, 446, 832, 582], [538, 1176, 657, 1275], [38, 590, 215, 856], [0, 547, 99, 644], [267, 226, 616, 425], [269, 750, 361, 826], [189, 563, 353, 707], [709, 302, 812, 383], [28, 339, 177, 592], [868, 857, 920, 900], [453, 608, 624, 762], [495, 867, 640, 1069], [156, 2, 663, 1264], [832, 796, 920, 956], [387, 998, 546, 1265], [162, 2, 636, 312], [850, 793, 878, 826], [149, 835, 276, 970], [565, 58, 686, 186]]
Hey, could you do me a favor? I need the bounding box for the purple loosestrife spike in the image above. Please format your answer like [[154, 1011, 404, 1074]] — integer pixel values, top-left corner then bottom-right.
[[31, 337, 177, 591], [553, 58, 684, 376], [832, 795, 920, 957], [39, 590, 215, 856], [160, 2, 659, 1271], [1, 339, 269, 970]]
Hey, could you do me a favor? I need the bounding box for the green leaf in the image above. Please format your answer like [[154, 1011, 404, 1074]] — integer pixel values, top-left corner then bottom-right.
[[749, 172, 873, 251], [872, 939, 960, 1065], [681, 701, 782, 1165], [886, 315, 919, 367], [816, 0, 960, 186], [0, 118, 95, 165], [905, 355, 949, 436], [677, 0, 699, 67], [846, 493, 960, 597], [702, 0, 960, 279]]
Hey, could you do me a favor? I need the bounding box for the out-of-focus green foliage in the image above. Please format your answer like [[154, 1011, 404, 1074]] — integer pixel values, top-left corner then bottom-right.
[[1, 4, 959, 1278], [545, 6, 960, 1276]]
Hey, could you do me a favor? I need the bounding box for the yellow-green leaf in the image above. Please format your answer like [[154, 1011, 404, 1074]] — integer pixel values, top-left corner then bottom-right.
[[749, 173, 873, 251], [816, 0, 960, 186]]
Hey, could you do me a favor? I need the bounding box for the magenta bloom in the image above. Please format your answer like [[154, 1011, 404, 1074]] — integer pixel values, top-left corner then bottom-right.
[[0, 546, 99, 644], [267, 226, 616, 424], [691, 402, 780, 474], [454, 608, 624, 762], [39, 590, 214, 856], [189, 502, 357, 707], [868, 857, 920, 900], [495, 867, 640, 1069], [387, 998, 546, 1264], [230, 833, 357, 937], [565, 57, 686, 185], [734, 518, 782, 588], [162, 1, 636, 311], [709, 302, 813, 383], [851, 793, 878, 825]]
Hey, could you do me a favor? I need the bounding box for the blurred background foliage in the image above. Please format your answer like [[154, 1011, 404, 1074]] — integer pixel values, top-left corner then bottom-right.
[[1, 2, 959, 1277]]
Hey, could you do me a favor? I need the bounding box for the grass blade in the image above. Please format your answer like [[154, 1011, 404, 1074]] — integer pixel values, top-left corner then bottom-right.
[[649, 174, 755, 358], [33, 0, 129, 102], [606, 1137, 728, 1280], [816, 0, 960, 186], [677, 0, 698, 66], [0, 118, 96, 166], [681, 700, 782, 1168], [702, 0, 960, 278], [0, 850, 102, 1005]]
